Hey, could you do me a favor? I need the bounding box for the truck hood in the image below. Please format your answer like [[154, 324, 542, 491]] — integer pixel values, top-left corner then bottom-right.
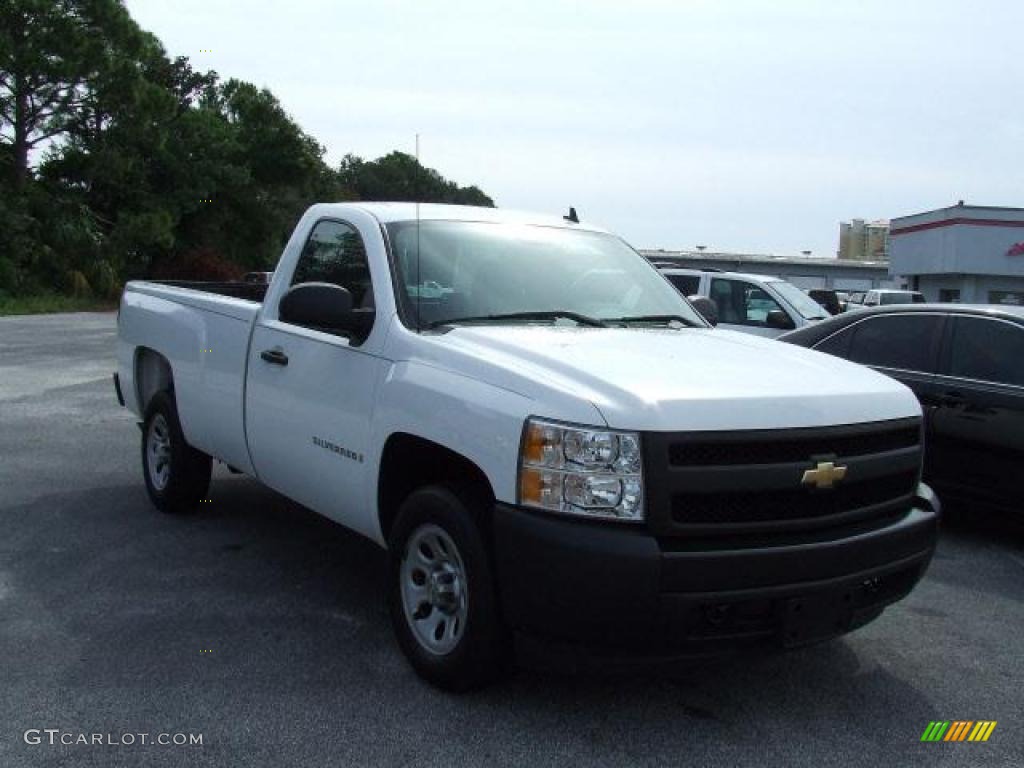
[[432, 326, 921, 431]]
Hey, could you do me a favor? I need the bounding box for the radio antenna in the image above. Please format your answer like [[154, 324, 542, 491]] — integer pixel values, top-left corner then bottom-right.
[[415, 133, 422, 332]]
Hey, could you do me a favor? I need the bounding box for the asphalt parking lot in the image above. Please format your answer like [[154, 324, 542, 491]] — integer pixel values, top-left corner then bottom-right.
[[1, 312, 1022, 767]]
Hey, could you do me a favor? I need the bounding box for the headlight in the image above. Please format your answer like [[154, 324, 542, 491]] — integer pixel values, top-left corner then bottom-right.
[[518, 418, 643, 522]]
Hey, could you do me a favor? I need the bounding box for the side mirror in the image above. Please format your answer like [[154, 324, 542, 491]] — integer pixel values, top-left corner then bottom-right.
[[688, 295, 718, 326], [766, 309, 795, 330], [279, 282, 374, 341]]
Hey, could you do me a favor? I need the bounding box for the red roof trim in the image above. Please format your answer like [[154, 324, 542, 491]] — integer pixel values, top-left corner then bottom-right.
[[890, 217, 1024, 236]]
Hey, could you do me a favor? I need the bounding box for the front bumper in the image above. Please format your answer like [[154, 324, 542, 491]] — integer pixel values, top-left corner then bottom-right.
[[492, 484, 939, 656]]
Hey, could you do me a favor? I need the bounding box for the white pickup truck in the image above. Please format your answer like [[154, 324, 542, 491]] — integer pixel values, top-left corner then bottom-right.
[[115, 203, 939, 690], [659, 267, 830, 337]]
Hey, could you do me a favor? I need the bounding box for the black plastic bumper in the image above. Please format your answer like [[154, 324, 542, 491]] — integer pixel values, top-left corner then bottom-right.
[[492, 484, 939, 656]]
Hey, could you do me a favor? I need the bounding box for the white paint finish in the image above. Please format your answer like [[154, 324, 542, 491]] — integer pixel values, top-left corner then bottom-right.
[[117, 287, 258, 473], [258, 205, 401, 350], [118, 202, 921, 549], [319, 201, 610, 231], [422, 324, 920, 432], [662, 269, 821, 337], [245, 319, 388, 542], [368, 357, 536, 520]]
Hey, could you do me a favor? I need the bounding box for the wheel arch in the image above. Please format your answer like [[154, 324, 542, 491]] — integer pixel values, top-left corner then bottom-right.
[[377, 432, 496, 544], [134, 347, 174, 414]]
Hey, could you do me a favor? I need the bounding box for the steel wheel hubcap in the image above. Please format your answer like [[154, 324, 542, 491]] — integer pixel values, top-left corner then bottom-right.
[[147, 414, 172, 491], [400, 524, 468, 655]]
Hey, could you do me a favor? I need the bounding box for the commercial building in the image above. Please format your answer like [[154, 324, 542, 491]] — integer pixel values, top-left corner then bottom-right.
[[889, 203, 1024, 304], [642, 249, 896, 292], [838, 218, 890, 261]]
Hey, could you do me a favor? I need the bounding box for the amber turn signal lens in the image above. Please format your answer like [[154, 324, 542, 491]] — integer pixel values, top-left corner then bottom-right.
[[519, 467, 544, 504], [523, 422, 557, 465]]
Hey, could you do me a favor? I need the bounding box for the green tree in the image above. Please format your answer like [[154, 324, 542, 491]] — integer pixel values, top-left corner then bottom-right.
[[0, 0, 142, 188], [338, 151, 494, 206], [0, 1, 496, 300]]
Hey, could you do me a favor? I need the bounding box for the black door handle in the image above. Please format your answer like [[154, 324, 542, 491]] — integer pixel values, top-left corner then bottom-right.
[[260, 349, 289, 366]]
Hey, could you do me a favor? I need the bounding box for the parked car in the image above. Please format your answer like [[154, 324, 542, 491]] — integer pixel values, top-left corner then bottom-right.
[[807, 288, 843, 316], [858, 289, 926, 308], [116, 203, 938, 690], [780, 304, 1024, 515], [659, 268, 829, 336]]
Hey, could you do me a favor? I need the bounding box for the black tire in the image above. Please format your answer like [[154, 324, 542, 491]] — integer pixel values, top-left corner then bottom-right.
[[141, 390, 212, 515], [388, 485, 508, 691]]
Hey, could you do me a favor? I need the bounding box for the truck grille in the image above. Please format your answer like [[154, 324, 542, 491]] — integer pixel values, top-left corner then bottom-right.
[[643, 418, 922, 539], [668, 425, 920, 467], [670, 471, 919, 525]]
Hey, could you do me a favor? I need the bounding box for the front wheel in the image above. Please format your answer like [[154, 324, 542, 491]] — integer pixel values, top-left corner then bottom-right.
[[388, 486, 508, 691], [141, 391, 212, 514]]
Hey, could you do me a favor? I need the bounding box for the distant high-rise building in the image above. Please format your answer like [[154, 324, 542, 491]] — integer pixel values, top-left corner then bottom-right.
[[838, 218, 890, 261]]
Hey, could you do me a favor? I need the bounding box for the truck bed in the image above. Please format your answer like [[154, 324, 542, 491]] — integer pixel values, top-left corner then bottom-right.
[[154, 280, 268, 303], [118, 279, 263, 475]]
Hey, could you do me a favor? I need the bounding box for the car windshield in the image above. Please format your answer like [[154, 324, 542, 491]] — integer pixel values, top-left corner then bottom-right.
[[769, 280, 829, 319], [881, 291, 924, 305], [385, 220, 706, 329]]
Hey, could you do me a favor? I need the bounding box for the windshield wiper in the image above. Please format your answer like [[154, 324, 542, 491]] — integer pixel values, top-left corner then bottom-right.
[[427, 311, 609, 329], [605, 314, 702, 328]]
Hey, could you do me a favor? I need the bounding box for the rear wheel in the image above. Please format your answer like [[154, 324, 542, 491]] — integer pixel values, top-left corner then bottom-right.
[[141, 391, 212, 514], [388, 486, 508, 691]]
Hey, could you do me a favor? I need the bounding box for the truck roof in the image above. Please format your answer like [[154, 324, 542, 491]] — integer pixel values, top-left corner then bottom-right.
[[308, 202, 610, 233], [661, 267, 784, 283]]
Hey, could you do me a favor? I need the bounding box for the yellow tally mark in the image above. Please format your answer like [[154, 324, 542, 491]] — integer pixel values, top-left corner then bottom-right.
[[920, 720, 996, 742]]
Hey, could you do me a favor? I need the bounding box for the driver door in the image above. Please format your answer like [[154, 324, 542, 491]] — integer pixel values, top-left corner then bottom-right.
[[709, 278, 794, 337], [245, 218, 387, 539]]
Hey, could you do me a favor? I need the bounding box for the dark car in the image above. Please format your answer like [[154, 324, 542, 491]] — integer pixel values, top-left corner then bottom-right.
[[780, 304, 1024, 515], [807, 288, 842, 315]]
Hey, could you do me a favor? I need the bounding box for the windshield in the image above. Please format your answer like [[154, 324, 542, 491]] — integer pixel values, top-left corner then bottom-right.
[[385, 220, 706, 328], [769, 280, 829, 319], [881, 291, 925, 305]]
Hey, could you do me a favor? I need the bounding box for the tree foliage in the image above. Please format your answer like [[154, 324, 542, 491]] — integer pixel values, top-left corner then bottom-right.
[[0, 0, 494, 298], [339, 151, 493, 207]]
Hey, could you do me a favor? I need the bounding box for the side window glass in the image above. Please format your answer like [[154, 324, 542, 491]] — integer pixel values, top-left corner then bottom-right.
[[709, 279, 785, 326], [815, 328, 853, 358], [668, 274, 700, 295], [948, 317, 1024, 386], [848, 316, 941, 372], [290, 220, 373, 309]]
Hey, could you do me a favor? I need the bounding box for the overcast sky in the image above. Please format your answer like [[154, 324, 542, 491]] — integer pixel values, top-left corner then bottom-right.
[[125, 0, 1024, 256]]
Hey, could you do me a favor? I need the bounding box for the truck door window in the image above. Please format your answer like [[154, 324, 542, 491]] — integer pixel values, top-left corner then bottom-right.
[[667, 274, 700, 295], [947, 317, 1024, 386], [709, 278, 786, 326], [847, 315, 941, 372], [291, 220, 373, 309]]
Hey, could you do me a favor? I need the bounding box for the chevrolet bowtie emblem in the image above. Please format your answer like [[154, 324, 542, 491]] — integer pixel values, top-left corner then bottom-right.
[[801, 461, 847, 490]]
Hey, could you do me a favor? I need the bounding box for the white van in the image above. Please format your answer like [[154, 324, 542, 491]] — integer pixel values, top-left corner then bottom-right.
[[659, 268, 829, 337]]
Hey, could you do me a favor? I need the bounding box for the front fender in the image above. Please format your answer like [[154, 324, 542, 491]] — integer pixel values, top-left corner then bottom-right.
[[366, 360, 604, 544]]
